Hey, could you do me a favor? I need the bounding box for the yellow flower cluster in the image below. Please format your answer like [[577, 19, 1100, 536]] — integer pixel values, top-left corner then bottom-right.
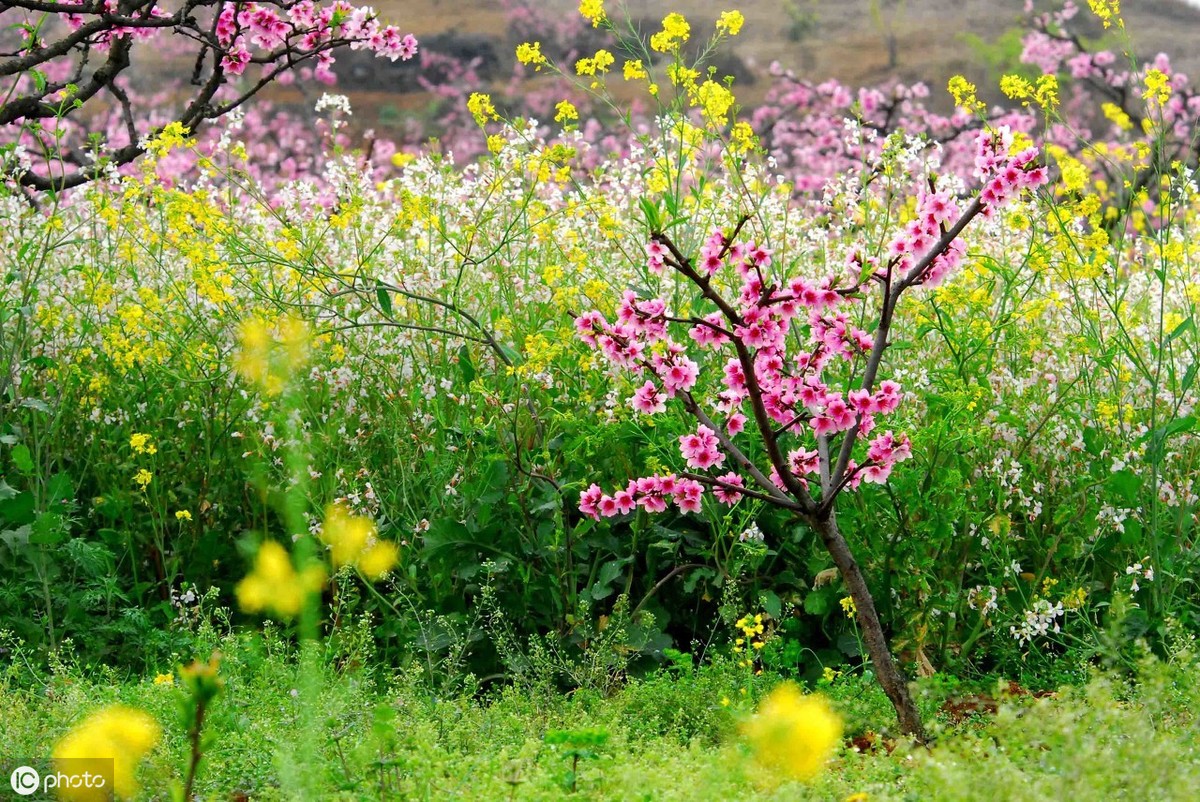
[[1143, 68, 1171, 106], [467, 92, 498, 127], [694, 80, 736, 127], [1087, 0, 1122, 29], [578, 0, 605, 27], [947, 75, 985, 114], [730, 121, 757, 154], [1101, 101, 1133, 131], [1000, 73, 1059, 111], [741, 683, 842, 782], [53, 705, 161, 800], [145, 121, 195, 158], [1063, 586, 1088, 610], [555, 100, 579, 124], [839, 595, 857, 619], [515, 41, 547, 70], [575, 49, 615, 77], [320, 503, 399, 579], [234, 315, 311, 397], [733, 613, 767, 667], [650, 12, 690, 53], [716, 10, 745, 36], [236, 541, 326, 619], [129, 433, 156, 455], [1046, 144, 1090, 194]]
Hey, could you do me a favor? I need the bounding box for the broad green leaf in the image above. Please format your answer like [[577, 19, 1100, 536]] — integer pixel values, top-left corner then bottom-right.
[[11, 444, 33, 475]]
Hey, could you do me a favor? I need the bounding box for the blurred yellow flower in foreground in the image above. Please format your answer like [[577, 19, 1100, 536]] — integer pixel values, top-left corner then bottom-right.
[[742, 683, 842, 781], [235, 541, 325, 619], [233, 315, 310, 396], [53, 704, 161, 800]]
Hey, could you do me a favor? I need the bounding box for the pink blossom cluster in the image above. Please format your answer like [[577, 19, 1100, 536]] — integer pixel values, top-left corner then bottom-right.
[[213, 1, 417, 79], [575, 233, 917, 519], [577, 128, 1048, 521], [579, 474, 707, 517], [887, 128, 1047, 286], [61, 0, 171, 45]]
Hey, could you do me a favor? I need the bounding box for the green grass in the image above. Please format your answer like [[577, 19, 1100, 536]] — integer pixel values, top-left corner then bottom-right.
[[2, 631, 1197, 801]]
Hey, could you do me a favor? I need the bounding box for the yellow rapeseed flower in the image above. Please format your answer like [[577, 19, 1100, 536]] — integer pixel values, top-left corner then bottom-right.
[[53, 704, 161, 800], [1087, 0, 1122, 29], [623, 59, 647, 81], [730, 120, 757, 154], [1102, 102, 1133, 131], [321, 504, 375, 568], [129, 433, 156, 455], [515, 41, 547, 69], [716, 10, 745, 36], [650, 12, 690, 53], [575, 49, 614, 77], [233, 315, 311, 396], [153, 672, 174, 685], [695, 80, 735, 127], [742, 683, 842, 781], [357, 541, 400, 580], [319, 504, 400, 578], [145, 121, 194, 158], [1143, 68, 1171, 105], [555, 100, 579, 123], [579, 0, 605, 27], [947, 75, 985, 114], [133, 469, 153, 488], [235, 541, 325, 619], [175, 509, 192, 522], [467, 92, 498, 126]]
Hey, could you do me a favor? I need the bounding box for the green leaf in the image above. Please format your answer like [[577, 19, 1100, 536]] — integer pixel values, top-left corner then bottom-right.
[[0, 525, 31, 550], [1106, 470, 1141, 505], [835, 631, 862, 657], [29, 511, 65, 546], [1182, 363, 1198, 395], [375, 282, 393, 317], [457, 344, 476, 385], [47, 472, 74, 504], [759, 589, 782, 620], [803, 590, 831, 617], [637, 197, 662, 233], [588, 581, 615, 601], [1119, 517, 1143, 547], [10, 444, 33, 475], [1167, 315, 1194, 343]]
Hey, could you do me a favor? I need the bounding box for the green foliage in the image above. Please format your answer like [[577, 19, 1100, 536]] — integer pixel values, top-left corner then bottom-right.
[[2, 631, 1198, 800]]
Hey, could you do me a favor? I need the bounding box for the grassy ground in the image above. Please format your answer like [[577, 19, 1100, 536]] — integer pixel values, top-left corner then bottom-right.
[[2, 630, 1198, 801]]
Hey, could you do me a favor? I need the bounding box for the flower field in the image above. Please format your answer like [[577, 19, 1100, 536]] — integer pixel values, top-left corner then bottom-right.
[[2, 1, 1200, 799]]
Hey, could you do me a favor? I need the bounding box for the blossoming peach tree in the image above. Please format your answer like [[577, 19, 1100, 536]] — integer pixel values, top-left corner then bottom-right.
[[0, 0, 417, 192], [575, 127, 1047, 740]]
